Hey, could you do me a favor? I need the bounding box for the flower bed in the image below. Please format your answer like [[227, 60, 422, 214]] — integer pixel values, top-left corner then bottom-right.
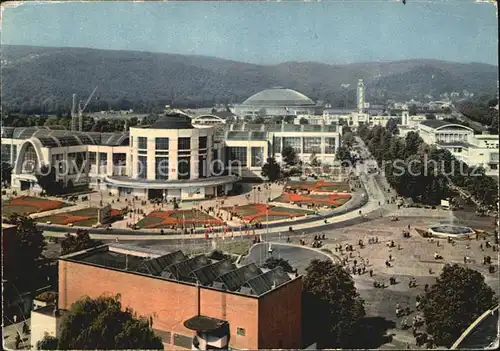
[[225, 203, 313, 223], [2, 196, 69, 217], [36, 208, 123, 227], [135, 209, 222, 229]]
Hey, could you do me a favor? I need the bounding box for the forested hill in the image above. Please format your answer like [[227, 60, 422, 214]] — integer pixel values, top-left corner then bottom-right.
[[2, 45, 498, 113]]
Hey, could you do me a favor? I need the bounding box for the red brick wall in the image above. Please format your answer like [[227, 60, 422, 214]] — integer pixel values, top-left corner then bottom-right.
[[258, 277, 303, 349], [58, 260, 260, 350]]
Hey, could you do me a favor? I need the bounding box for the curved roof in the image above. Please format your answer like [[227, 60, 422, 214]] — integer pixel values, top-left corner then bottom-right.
[[242, 87, 315, 107], [150, 113, 194, 129], [2, 126, 128, 147], [420, 120, 473, 131]]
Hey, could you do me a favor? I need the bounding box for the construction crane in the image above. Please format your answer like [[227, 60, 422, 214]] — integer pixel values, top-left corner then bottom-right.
[[71, 86, 98, 132]]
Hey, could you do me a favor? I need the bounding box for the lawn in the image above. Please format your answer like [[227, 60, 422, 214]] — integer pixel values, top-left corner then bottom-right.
[[274, 192, 352, 207], [36, 207, 123, 227], [135, 209, 223, 229], [224, 203, 313, 223], [2, 196, 69, 217]]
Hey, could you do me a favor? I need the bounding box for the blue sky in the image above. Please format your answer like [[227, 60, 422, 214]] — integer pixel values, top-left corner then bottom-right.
[[2, 0, 498, 65]]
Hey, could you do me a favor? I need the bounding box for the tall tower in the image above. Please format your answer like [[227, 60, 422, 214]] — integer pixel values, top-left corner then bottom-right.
[[71, 94, 77, 131], [357, 79, 365, 114], [402, 106, 409, 126]]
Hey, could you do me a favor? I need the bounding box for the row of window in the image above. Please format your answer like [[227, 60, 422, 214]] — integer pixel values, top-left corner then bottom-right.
[[134, 136, 208, 151], [273, 137, 336, 154], [137, 156, 193, 180], [226, 147, 264, 167]]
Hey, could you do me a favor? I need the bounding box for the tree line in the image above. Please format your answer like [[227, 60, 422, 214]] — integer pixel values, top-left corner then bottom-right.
[[357, 124, 498, 209], [456, 96, 498, 134]]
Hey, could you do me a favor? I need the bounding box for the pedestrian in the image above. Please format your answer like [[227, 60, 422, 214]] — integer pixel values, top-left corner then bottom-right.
[[464, 256, 467, 264], [480, 243, 483, 250], [369, 269, 373, 277], [358, 267, 362, 275], [408, 224, 410, 230], [15, 334, 21, 349], [389, 254, 392, 261]]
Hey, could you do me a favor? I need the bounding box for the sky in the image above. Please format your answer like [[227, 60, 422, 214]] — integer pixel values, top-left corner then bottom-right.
[[1, 0, 498, 65]]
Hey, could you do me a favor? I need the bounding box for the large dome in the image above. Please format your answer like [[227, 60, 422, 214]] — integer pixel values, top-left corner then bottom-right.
[[242, 87, 315, 106]]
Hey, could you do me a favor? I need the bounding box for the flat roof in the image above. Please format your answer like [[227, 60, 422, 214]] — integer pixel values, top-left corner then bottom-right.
[[61, 245, 297, 297]]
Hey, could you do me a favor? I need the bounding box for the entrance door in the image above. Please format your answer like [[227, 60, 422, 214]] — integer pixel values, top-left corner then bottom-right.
[[148, 189, 163, 200], [20, 181, 31, 191]]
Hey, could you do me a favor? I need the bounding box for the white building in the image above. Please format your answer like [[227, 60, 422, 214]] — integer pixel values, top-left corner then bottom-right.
[[2, 113, 342, 199], [402, 119, 499, 176]]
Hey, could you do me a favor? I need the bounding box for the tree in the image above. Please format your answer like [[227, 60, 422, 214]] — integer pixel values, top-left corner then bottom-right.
[[421, 264, 497, 347], [299, 117, 309, 125], [262, 257, 295, 273], [60, 229, 103, 256], [335, 146, 353, 167], [341, 132, 355, 148], [58, 295, 163, 350], [1, 161, 13, 186], [303, 259, 365, 348], [386, 118, 399, 135], [309, 152, 321, 167], [37, 335, 59, 350], [261, 157, 281, 182], [281, 146, 297, 166], [2, 215, 47, 291]]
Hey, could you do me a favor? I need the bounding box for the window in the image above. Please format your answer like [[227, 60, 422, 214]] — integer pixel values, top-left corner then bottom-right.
[[113, 153, 126, 167], [303, 137, 321, 154], [173, 334, 192, 349], [490, 164, 498, 170], [199, 136, 207, 149], [137, 137, 147, 150], [178, 156, 191, 180], [198, 156, 206, 178], [251, 147, 264, 167], [237, 327, 245, 336], [1, 144, 11, 163], [178, 137, 191, 150], [155, 157, 169, 180], [273, 137, 282, 154], [12, 145, 17, 163], [226, 147, 247, 167], [155, 137, 169, 151], [325, 137, 336, 154], [138, 155, 147, 179], [282, 137, 301, 153], [99, 153, 108, 166], [88, 152, 97, 165]]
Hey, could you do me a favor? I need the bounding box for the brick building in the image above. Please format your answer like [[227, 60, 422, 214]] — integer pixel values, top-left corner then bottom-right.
[[56, 244, 303, 350]]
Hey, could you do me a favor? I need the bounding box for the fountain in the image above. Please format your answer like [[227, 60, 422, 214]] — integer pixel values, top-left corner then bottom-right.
[[427, 224, 476, 239]]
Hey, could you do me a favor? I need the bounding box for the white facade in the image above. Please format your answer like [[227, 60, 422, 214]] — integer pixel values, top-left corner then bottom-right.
[[404, 121, 499, 176]]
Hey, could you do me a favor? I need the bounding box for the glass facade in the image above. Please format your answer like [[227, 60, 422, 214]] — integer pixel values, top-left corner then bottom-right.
[[283, 137, 301, 153], [137, 155, 147, 179], [178, 157, 191, 180], [251, 147, 264, 167], [137, 137, 147, 150], [227, 147, 247, 167], [155, 137, 169, 151], [325, 137, 336, 154], [99, 153, 108, 166], [303, 137, 321, 154], [155, 157, 169, 180]]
